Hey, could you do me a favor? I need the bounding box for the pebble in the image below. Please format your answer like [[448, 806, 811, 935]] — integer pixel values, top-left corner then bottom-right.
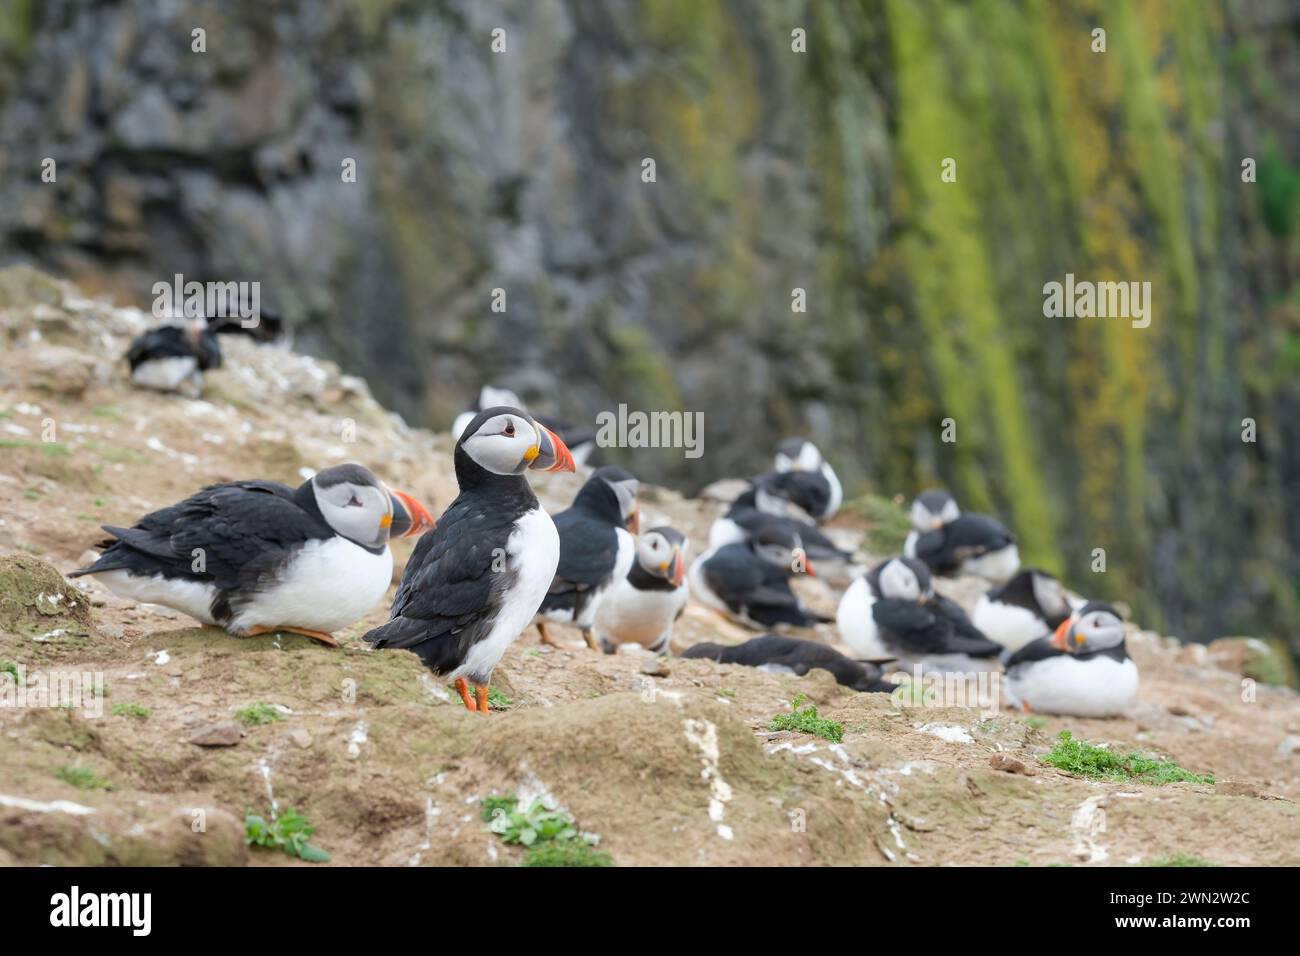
[[288, 728, 312, 749], [188, 721, 244, 747], [989, 754, 1036, 776], [640, 659, 671, 678]]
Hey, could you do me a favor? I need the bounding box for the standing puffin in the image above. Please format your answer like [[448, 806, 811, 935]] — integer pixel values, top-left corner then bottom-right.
[[836, 556, 1001, 672], [592, 526, 690, 654], [708, 473, 851, 563], [452, 385, 597, 467], [364, 407, 576, 713], [903, 490, 1020, 581], [683, 634, 896, 693], [774, 438, 843, 520], [1003, 602, 1138, 716], [71, 464, 434, 643], [126, 319, 223, 395], [972, 568, 1077, 652], [689, 521, 827, 629], [534, 466, 641, 649]]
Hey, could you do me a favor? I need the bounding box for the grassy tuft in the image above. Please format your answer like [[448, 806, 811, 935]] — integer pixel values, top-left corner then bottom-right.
[[244, 808, 330, 863], [1043, 731, 1214, 785], [769, 697, 843, 743], [481, 792, 612, 866], [110, 702, 152, 719], [234, 702, 283, 726], [55, 764, 110, 791], [1146, 853, 1217, 867]]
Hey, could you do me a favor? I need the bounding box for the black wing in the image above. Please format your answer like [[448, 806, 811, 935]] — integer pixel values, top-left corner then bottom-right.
[[538, 509, 619, 615], [125, 327, 192, 371], [1003, 635, 1067, 669], [912, 529, 961, 575], [871, 598, 996, 657], [928, 595, 1002, 656], [946, 513, 1015, 559], [72, 480, 326, 593], [364, 495, 517, 674]]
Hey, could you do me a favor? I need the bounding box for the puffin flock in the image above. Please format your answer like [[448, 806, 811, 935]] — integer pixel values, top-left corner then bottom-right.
[[81, 331, 1139, 718]]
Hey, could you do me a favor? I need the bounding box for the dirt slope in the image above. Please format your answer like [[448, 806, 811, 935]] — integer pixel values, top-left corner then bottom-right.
[[1, 267, 1298, 867]]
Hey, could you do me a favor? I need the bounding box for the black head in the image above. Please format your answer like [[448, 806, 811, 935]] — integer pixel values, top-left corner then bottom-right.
[[991, 568, 1070, 626], [455, 406, 575, 487], [1052, 601, 1126, 654], [910, 489, 959, 532], [573, 465, 640, 530], [870, 555, 932, 601], [750, 520, 812, 576]]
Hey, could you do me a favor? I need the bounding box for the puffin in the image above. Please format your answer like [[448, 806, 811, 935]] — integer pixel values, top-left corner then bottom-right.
[[71, 463, 434, 643], [452, 385, 597, 467], [774, 438, 843, 520], [207, 306, 288, 345], [683, 634, 896, 693], [972, 568, 1078, 652], [688, 520, 828, 629], [708, 473, 852, 563], [363, 407, 576, 712], [903, 489, 1020, 581], [534, 466, 641, 649], [1003, 602, 1138, 716], [125, 319, 222, 395], [836, 556, 1002, 672], [592, 526, 690, 654]]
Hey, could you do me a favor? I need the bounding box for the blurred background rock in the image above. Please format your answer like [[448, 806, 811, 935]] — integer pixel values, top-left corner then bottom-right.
[[0, 0, 1297, 655]]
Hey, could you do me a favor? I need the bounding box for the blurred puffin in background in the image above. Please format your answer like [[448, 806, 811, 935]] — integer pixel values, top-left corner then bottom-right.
[[973, 567, 1079, 652], [126, 318, 222, 395], [903, 489, 1020, 582], [1003, 601, 1138, 716], [683, 634, 896, 693], [690, 520, 828, 629], [592, 525, 689, 654], [774, 438, 842, 520], [535, 466, 641, 649], [709, 472, 852, 564]]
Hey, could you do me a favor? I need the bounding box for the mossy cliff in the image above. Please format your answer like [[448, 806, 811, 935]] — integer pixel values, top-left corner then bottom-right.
[[0, 0, 1296, 649]]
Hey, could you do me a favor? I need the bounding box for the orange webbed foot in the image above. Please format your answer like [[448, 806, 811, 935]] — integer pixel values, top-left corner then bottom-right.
[[455, 677, 476, 712]]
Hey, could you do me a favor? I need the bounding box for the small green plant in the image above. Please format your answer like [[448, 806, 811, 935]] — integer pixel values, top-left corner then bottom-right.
[[769, 697, 843, 743], [1146, 854, 1217, 867], [235, 701, 283, 726], [1, 660, 18, 683], [1025, 715, 1048, 731], [1043, 731, 1214, 785], [244, 808, 330, 863], [481, 792, 611, 867], [447, 684, 513, 710], [55, 764, 109, 791], [717, 687, 737, 699], [111, 702, 151, 719]]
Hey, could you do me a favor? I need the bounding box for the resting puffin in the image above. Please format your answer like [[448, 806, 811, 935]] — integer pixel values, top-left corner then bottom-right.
[[126, 319, 222, 395], [1003, 602, 1138, 716], [836, 556, 1001, 672], [972, 568, 1077, 652], [71, 464, 434, 643], [689, 521, 828, 629], [774, 438, 843, 520], [535, 466, 640, 649], [207, 306, 288, 345], [364, 407, 576, 712], [452, 385, 597, 467], [592, 526, 689, 654], [708, 473, 851, 563], [903, 490, 1020, 581], [683, 634, 896, 693]]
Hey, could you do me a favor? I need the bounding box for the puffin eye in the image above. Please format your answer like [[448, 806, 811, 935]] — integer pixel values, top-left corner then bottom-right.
[[503, 421, 516, 437], [346, 494, 363, 507]]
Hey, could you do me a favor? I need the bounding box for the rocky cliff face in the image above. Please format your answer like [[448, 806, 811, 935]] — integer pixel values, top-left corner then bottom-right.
[[0, 0, 1297, 650]]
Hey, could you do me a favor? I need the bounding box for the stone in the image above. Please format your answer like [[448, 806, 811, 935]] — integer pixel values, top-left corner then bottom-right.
[[989, 754, 1036, 776], [188, 721, 243, 747]]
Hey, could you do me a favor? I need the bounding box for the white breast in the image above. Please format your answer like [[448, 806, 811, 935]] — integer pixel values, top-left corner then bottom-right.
[[450, 410, 475, 441], [96, 569, 219, 625], [229, 537, 394, 635], [457, 507, 560, 683], [972, 595, 1049, 652], [594, 576, 689, 651], [962, 544, 1021, 582], [836, 576, 887, 659], [576, 527, 635, 629], [132, 356, 199, 392], [687, 548, 727, 615], [1005, 654, 1139, 717], [903, 530, 919, 559], [708, 517, 746, 550], [820, 462, 843, 519]]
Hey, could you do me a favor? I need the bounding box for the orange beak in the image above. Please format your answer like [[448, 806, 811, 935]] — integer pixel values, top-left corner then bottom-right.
[[388, 489, 436, 538], [1051, 615, 1075, 651], [802, 554, 817, 578], [668, 548, 685, 587], [627, 505, 641, 535], [529, 424, 576, 473]]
